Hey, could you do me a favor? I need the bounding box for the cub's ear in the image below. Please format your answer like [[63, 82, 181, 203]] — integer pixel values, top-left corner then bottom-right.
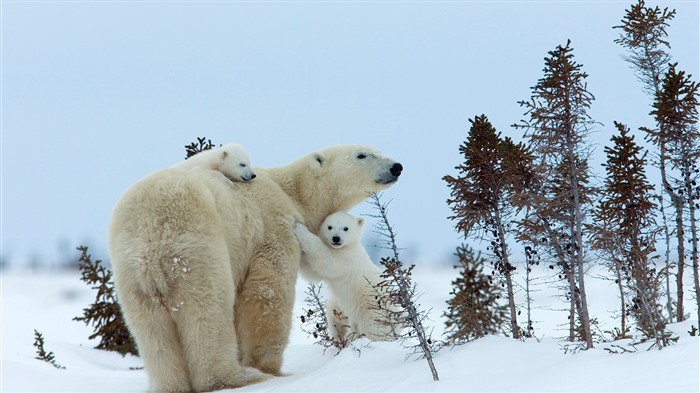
[[357, 217, 365, 226], [311, 152, 325, 168], [220, 150, 229, 159]]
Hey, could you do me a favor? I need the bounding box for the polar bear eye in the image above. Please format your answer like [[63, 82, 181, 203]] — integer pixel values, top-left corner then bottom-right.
[[357, 153, 367, 159], [240, 163, 247, 168], [343, 227, 348, 231], [327, 226, 333, 230]]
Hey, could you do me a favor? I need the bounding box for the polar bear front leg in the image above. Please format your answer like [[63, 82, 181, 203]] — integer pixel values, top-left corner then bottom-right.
[[293, 222, 344, 280], [235, 241, 299, 375]]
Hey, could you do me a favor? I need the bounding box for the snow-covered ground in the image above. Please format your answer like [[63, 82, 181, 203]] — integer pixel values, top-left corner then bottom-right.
[[1, 264, 698, 392]]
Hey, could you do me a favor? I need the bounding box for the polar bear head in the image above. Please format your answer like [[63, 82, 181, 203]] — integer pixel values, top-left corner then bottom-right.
[[211, 143, 256, 182], [303, 145, 403, 211], [319, 211, 365, 249], [177, 143, 256, 182]]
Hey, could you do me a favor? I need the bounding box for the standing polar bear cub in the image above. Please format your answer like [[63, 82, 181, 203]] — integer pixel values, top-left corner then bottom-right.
[[173, 143, 256, 182], [294, 211, 396, 341], [109, 145, 402, 392]]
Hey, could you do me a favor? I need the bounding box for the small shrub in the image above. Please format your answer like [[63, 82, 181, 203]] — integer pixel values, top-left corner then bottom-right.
[[73, 246, 138, 356], [443, 244, 507, 344], [33, 329, 65, 369], [184, 137, 215, 159], [299, 283, 357, 353]]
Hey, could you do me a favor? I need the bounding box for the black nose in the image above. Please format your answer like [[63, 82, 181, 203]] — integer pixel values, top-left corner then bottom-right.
[[250, 174, 256, 179], [332, 236, 341, 244], [390, 163, 403, 177]]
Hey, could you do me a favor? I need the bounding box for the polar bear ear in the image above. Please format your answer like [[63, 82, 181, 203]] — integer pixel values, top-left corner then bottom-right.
[[311, 152, 325, 168], [357, 217, 365, 227], [221, 150, 229, 160]]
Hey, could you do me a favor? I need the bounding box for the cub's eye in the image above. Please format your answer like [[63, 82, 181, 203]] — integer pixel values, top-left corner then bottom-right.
[[357, 153, 367, 159], [240, 163, 247, 167], [343, 227, 349, 231], [327, 226, 333, 230]]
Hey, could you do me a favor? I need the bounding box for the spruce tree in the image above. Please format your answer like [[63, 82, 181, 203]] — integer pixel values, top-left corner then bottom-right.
[[591, 122, 670, 347], [443, 245, 507, 344], [513, 40, 597, 348], [444, 114, 532, 339], [652, 64, 700, 323], [614, 0, 677, 322], [73, 246, 138, 356]]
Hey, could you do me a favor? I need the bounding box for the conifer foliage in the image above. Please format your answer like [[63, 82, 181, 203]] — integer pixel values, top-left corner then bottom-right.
[[614, 0, 675, 96], [614, 0, 678, 323], [443, 244, 507, 344], [368, 192, 440, 381], [513, 40, 597, 349], [444, 114, 532, 339], [591, 122, 671, 348], [184, 137, 215, 159], [33, 330, 65, 369], [652, 63, 700, 323], [299, 283, 357, 353], [73, 246, 138, 356]]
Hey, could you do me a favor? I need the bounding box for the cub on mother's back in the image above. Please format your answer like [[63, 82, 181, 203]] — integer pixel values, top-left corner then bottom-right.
[[173, 143, 256, 183]]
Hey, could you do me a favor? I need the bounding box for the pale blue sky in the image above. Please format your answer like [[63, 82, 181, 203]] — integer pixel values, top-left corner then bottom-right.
[[2, 0, 698, 267]]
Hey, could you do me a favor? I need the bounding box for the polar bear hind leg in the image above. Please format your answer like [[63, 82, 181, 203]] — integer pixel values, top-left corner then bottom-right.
[[170, 242, 267, 391], [235, 243, 298, 375], [117, 282, 191, 393]]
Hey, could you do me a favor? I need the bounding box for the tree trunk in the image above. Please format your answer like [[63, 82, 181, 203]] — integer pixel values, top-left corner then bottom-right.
[[568, 140, 594, 349], [642, 36, 676, 324], [672, 195, 686, 322], [495, 208, 519, 339], [659, 195, 675, 323], [613, 259, 627, 337], [525, 245, 533, 337], [684, 162, 700, 323], [543, 220, 577, 341]]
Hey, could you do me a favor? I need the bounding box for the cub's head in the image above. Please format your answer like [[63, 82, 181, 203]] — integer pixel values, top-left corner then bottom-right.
[[304, 145, 403, 209], [218, 143, 256, 182], [319, 211, 364, 249]]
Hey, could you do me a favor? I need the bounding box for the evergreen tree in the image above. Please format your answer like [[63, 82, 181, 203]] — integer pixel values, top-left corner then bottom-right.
[[444, 114, 532, 339], [73, 246, 138, 356], [652, 64, 700, 323], [513, 40, 597, 348], [614, 0, 677, 322], [443, 245, 507, 344], [591, 122, 670, 347], [368, 193, 439, 381], [614, 0, 675, 96]]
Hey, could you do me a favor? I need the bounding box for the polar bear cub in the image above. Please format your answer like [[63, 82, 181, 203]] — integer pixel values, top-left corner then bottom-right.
[[174, 143, 256, 182], [294, 211, 395, 341]]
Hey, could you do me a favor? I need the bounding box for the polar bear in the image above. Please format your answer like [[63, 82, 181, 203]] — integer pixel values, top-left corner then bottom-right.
[[108, 145, 402, 392], [173, 143, 256, 182], [294, 212, 396, 342]]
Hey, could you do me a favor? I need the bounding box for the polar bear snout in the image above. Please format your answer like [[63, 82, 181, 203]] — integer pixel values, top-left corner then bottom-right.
[[377, 161, 404, 184], [241, 172, 256, 182], [390, 163, 403, 177]]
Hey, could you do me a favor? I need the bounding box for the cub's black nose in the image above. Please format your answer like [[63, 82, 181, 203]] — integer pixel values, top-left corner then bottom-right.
[[251, 174, 256, 179], [332, 236, 341, 244], [390, 163, 403, 177]]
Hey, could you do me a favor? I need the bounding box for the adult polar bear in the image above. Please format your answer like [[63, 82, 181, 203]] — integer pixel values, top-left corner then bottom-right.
[[108, 145, 403, 393]]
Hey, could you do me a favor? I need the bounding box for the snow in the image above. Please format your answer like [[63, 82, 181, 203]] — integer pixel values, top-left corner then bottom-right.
[[1, 265, 698, 392]]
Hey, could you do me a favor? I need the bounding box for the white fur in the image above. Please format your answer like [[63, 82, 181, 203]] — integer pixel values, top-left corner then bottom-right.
[[109, 145, 402, 392], [173, 143, 256, 182], [294, 212, 395, 341]]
